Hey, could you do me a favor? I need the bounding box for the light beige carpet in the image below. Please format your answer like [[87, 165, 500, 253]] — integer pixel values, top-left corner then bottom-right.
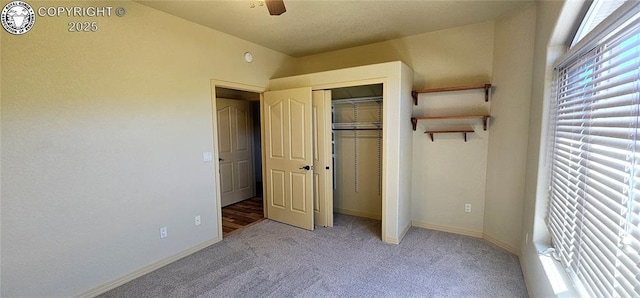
[[101, 214, 527, 297]]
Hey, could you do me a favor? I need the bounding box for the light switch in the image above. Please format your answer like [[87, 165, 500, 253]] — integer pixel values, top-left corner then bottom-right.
[[203, 152, 213, 162], [160, 227, 167, 239]]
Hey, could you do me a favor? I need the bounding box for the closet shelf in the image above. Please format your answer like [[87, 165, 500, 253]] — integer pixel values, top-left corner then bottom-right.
[[411, 83, 492, 105], [411, 115, 490, 131], [332, 96, 383, 105], [424, 129, 475, 142], [333, 122, 382, 130]]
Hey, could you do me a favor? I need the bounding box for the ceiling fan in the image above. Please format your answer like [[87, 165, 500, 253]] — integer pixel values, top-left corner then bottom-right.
[[265, 0, 286, 15]]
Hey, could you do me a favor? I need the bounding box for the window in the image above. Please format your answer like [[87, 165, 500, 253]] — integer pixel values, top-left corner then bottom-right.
[[571, 0, 626, 47], [548, 2, 640, 297]]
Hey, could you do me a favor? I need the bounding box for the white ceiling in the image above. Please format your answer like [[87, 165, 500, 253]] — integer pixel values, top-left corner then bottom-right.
[[139, 0, 532, 57]]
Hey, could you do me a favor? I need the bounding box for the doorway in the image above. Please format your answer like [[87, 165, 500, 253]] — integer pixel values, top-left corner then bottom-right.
[[212, 82, 266, 239], [329, 84, 383, 221]]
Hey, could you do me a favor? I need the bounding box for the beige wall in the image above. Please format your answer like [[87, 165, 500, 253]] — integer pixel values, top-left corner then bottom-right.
[[286, 21, 497, 239], [1, 0, 578, 296], [411, 89, 490, 237], [409, 24, 494, 239], [484, 4, 537, 253], [0, 1, 293, 296], [287, 5, 540, 257], [289, 22, 494, 89]]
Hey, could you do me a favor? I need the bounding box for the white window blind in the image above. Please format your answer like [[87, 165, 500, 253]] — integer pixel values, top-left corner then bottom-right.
[[548, 5, 640, 297]]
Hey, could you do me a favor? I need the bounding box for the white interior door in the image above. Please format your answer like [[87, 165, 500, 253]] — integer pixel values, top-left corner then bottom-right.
[[217, 98, 255, 207], [312, 90, 333, 227], [263, 87, 314, 230]]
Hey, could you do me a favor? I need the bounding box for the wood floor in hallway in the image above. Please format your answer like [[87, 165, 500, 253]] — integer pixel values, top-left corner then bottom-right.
[[221, 197, 264, 237]]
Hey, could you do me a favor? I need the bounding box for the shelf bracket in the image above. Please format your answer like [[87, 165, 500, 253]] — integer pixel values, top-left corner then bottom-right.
[[484, 84, 492, 102], [411, 91, 418, 105], [411, 117, 417, 131], [424, 129, 474, 142], [483, 116, 489, 131]]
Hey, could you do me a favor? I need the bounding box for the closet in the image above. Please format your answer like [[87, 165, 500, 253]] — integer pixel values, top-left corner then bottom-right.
[[330, 84, 383, 220], [264, 61, 414, 244]]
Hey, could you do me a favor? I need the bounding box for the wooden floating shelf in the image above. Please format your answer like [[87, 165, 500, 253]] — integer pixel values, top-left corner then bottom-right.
[[412, 83, 492, 105], [425, 129, 475, 142], [411, 115, 490, 131]]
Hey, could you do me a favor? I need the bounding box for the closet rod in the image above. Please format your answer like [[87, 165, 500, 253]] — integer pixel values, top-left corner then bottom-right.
[[332, 96, 383, 105]]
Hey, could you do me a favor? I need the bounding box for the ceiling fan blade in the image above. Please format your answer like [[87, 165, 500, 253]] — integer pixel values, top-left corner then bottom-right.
[[265, 0, 286, 15]]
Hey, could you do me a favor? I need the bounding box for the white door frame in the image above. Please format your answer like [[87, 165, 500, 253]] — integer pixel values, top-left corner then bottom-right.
[[210, 80, 266, 239]]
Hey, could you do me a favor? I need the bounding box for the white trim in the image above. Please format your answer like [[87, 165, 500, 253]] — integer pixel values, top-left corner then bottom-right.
[[521, 1, 593, 297], [75, 237, 221, 298], [533, 242, 579, 297], [384, 236, 401, 244], [210, 80, 267, 238], [398, 220, 412, 242], [384, 223, 409, 245], [411, 220, 483, 238], [308, 78, 387, 92], [411, 221, 519, 255], [269, 61, 413, 242], [483, 233, 520, 256]]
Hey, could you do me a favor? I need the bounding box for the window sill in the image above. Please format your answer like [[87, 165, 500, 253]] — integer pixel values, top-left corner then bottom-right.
[[534, 242, 580, 297]]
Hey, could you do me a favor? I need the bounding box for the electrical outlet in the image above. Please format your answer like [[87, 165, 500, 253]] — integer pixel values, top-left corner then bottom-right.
[[195, 215, 201, 226], [160, 227, 168, 239], [464, 204, 472, 213]]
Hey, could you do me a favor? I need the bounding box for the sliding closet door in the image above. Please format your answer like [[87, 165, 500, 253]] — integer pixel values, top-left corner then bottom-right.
[[263, 87, 314, 230], [312, 90, 333, 227]]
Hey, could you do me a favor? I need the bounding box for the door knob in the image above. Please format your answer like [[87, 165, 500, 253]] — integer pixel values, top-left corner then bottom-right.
[[219, 158, 224, 161], [299, 165, 311, 170]]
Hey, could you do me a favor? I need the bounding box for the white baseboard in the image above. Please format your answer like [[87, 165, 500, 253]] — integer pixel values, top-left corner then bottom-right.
[[383, 224, 409, 245], [75, 236, 222, 298], [483, 232, 520, 256], [411, 221, 520, 256], [398, 221, 412, 242], [385, 221, 412, 244], [411, 221, 483, 238], [334, 208, 381, 220], [384, 234, 399, 244]]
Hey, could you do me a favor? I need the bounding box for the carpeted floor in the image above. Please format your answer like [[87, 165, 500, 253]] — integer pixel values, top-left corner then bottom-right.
[[100, 214, 528, 297]]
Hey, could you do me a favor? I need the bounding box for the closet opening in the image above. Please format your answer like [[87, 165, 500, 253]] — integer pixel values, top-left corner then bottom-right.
[[329, 83, 383, 224], [214, 86, 264, 237]]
